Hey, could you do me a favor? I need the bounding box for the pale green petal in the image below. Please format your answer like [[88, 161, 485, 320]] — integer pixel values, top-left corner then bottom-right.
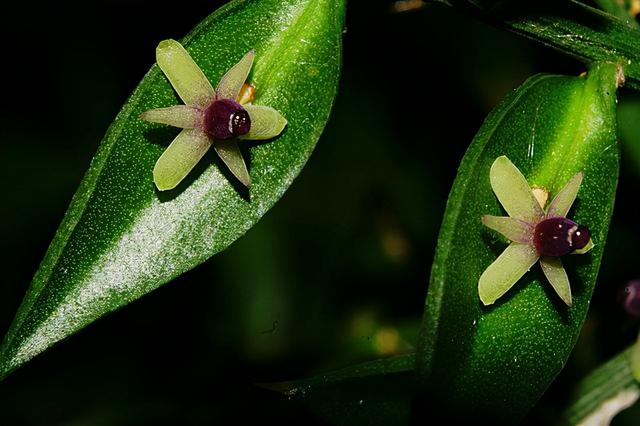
[[539, 257, 572, 306], [239, 105, 287, 140], [216, 50, 255, 101], [546, 172, 583, 218], [213, 139, 251, 187], [153, 129, 212, 191], [479, 243, 539, 305], [140, 105, 202, 129], [632, 331, 640, 382], [490, 156, 544, 222], [572, 238, 594, 255], [481, 215, 533, 244], [156, 39, 215, 107]]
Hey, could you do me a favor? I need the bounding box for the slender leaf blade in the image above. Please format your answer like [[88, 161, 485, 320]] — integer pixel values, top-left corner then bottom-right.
[[0, 0, 345, 379]]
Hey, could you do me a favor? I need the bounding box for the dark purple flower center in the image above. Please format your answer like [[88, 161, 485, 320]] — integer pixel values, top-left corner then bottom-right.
[[533, 217, 591, 257], [203, 98, 251, 140]]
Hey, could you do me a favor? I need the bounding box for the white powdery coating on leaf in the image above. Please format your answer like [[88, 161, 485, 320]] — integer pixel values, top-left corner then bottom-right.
[[13, 167, 230, 367]]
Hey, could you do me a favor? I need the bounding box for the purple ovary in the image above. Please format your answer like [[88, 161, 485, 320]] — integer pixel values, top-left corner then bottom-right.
[[533, 217, 591, 257], [203, 98, 251, 140]]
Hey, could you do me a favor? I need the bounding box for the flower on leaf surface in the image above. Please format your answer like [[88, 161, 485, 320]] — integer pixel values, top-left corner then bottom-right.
[[140, 39, 287, 190], [479, 156, 594, 306]]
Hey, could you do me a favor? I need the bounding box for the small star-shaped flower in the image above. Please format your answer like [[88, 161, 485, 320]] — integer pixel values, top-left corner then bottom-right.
[[140, 39, 287, 190], [479, 156, 594, 306]]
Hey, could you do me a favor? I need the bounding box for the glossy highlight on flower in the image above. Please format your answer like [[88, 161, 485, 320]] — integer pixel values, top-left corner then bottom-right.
[[140, 39, 287, 190], [478, 156, 594, 306]]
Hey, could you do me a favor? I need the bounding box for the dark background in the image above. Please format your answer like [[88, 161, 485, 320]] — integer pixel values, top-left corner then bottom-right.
[[1, 1, 639, 424]]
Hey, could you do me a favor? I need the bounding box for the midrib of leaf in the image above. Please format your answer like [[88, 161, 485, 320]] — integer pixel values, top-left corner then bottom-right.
[[254, 0, 317, 88], [530, 72, 602, 193], [431, 0, 640, 90]]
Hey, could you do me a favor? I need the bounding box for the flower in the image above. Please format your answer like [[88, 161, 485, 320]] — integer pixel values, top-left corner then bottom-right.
[[478, 156, 594, 306], [140, 39, 287, 190]]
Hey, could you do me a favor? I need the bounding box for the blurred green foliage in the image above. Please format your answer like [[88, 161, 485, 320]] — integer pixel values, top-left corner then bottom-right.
[[1, 0, 639, 424]]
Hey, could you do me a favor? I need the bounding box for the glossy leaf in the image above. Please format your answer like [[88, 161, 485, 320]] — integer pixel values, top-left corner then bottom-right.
[[433, 0, 640, 89], [416, 63, 620, 421], [0, 0, 345, 380]]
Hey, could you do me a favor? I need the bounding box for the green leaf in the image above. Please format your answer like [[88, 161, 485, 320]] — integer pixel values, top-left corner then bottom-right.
[[416, 63, 620, 421], [0, 0, 345, 380], [564, 346, 640, 425], [593, 0, 640, 29], [432, 0, 640, 89], [269, 354, 416, 426]]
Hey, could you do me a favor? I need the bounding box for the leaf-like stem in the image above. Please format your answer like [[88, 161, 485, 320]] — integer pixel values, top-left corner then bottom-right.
[[431, 0, 640, 89]]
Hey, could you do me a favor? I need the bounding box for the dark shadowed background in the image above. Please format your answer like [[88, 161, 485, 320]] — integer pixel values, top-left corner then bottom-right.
[[1, 1, 640, 424]]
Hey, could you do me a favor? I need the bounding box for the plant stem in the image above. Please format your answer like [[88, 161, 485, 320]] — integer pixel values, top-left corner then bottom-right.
[[564, 346, 640, 425], [431, 0, 640, 90]]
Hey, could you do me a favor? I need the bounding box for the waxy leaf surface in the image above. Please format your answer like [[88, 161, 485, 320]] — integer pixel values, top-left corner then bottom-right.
[[0, 0, 345, 379]]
